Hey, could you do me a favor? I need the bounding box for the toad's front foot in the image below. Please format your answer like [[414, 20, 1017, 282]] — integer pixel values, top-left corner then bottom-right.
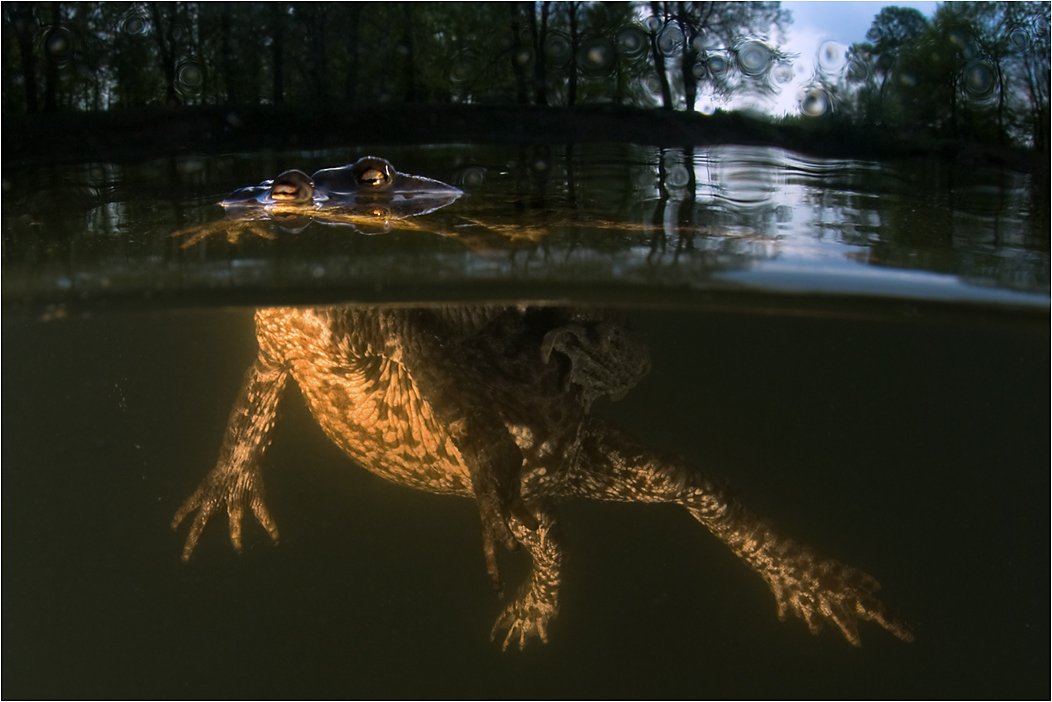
[[172, 464, 279, 561], [764, 550, 914, 646], [489, 588, 558, 652]]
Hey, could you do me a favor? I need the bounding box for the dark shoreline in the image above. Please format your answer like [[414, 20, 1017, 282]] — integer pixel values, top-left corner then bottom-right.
[[2, 102, 1043, 173]]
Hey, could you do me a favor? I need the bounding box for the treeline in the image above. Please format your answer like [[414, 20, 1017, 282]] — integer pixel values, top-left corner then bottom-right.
[[1, 2, 1048, 152], [1, 2, 787, 111], [839, 2, 1049, 150]]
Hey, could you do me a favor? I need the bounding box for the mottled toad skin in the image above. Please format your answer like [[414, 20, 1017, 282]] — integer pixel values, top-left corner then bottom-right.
[[174, 305, 913, 650]]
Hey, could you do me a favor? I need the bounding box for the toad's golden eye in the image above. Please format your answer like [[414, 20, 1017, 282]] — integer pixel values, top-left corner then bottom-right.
[[268, 169, 314, 203], [350, 157, 396, 191], [358, 169, 389, 188]]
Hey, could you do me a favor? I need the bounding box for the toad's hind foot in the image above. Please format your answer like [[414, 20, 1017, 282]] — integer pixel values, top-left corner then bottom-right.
[[764, 552, 914, 646], [703, 508, 914, 646], [489, 588, 556, 652]]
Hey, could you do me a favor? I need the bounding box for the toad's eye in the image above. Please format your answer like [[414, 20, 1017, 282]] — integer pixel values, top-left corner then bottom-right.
[[358, 168, 390, 188], [351, 157, 396, 191], [268, 169, 314, 203]]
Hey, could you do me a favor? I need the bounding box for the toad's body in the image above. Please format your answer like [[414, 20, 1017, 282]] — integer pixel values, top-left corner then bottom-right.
[[176, 304, 912, 650]]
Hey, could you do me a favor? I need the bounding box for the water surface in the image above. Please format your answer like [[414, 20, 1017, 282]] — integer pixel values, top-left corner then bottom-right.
[[2, 144, 1048, 698]]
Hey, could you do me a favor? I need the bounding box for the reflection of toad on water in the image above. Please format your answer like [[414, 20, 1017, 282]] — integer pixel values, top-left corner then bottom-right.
[[174, 304, 914, 650]]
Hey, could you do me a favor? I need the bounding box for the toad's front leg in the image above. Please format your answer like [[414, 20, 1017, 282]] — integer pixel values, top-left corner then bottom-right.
[[172, 351, 288, 561]]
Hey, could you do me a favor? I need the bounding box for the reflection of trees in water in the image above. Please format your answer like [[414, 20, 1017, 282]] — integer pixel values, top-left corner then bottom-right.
[[2, 146, 1046, 305]]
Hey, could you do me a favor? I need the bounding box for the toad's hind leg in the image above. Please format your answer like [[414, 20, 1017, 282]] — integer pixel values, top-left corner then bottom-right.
[[559, 419, 913, 646], [490, 509, 563, 652]]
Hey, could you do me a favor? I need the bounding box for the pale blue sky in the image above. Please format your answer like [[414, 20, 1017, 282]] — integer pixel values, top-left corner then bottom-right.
[[783, 1, 939, 46]]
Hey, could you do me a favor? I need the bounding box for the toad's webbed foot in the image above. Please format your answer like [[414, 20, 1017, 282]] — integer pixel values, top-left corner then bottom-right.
[[490, 585, 556, 652], [488, 510, 563, 651], [173, 355, 287, 562], [172, 463, 279, 561], [761, 547, 914, 646]]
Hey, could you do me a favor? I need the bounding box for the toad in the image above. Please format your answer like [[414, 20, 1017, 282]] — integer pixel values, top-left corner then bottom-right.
[[173, 157, 465, 247], [173, 304, 913, 650]]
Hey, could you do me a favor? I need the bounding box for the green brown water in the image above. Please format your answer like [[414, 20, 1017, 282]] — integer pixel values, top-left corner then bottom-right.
[[2, 144, 1048, 697]]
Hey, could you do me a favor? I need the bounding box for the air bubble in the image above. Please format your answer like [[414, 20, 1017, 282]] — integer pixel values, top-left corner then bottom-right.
[[736, 40, 771, 77], [578, 38, 614, 75], [615, 27, 648, 60]]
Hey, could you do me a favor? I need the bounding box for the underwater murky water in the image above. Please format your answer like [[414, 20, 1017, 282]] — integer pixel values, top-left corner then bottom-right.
[[2, 145, 1048, 698]]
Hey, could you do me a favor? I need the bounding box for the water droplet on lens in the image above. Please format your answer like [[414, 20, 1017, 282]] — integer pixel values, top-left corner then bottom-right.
[[708, 55, 728, 73], [697, 99, 716, 116], [175, 60, 205, 96], [616, 27, 648, 60], [666, 164, 691, 188], [42, 26, 75, 65], [962, 60, 996, 99], [657, 23, 684, 55], [643, 74, 663, 96], [736, 40, 771, 77], [772, 63, 793, 85], [692, 34, 717, 52], [691, 61, 708, 79], [118, 9, 149, 36], [514, 47, 533, 66], [544, 33, 572, 66], [449, 54, 475, 84], [816, 40, 848, 75], [799, 87, 830, 117], [458, 167, 486, 188], [845, 58, 869, 82], [1009, 28, 1029, 50], [578, 38, 614, 75], [644, 16, 663, 33]]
